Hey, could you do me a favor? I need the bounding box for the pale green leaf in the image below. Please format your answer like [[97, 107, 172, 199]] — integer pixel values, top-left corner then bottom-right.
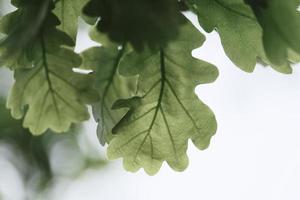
[[81, 45, 137, 145], [107, 21, 219, 175], [289, 50, 300, 63], [53, 0, 89, 41], [7, 27, 98, 135]]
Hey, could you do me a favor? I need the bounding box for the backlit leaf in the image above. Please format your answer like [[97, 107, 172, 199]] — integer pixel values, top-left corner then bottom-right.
[[107, 20, 219, 175], [6, 11, 98, 135], [53, 0, 89, 41], [82, 44, 137, 145]]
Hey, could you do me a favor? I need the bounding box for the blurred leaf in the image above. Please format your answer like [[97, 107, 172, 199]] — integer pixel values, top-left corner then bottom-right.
[[83, 0, 185, 50], [0, 0, 53, 69], [0, 97, 107, 195], [289, 50, 300, 63], [246, 0, 300, 66]]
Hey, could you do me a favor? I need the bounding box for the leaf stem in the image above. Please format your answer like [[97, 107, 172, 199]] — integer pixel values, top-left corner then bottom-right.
[[148, 49, 166, 132], [133, 48, 166, 161]]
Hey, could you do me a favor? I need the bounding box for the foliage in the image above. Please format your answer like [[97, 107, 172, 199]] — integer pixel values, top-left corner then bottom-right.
[[0, 0, 299, 174], [0, 97, 107, 198]]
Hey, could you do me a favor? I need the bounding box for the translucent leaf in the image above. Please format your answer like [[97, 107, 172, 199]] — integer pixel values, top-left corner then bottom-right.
[[53, 0, 89, 41], [6, 7, 98, 134], [107, 20, 219, 175], [81, 45, 137, 145]]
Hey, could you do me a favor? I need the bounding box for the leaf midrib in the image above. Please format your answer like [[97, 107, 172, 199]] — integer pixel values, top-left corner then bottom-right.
[[40, 31, 61, 126], [133, 49, 166, 162], [114, 50, 201, 162]]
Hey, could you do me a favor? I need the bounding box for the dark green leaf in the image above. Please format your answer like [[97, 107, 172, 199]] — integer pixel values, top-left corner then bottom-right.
[[188, 0, 292, 73], [83, 0, 185, 50], [0, 0, 56, 69]]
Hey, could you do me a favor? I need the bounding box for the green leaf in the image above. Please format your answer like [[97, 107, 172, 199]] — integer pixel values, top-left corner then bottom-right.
[[289, 50, 300, 63], [53, 0, 89, 41], [83, 0, 185, 50], [6, 17, 98, 135], [81, 44, 137, 145], [246, 0, 300, 66], [188, 0, 292, 73], [0, 0, 55, 69], [88, 25, 117, 47], [107, 21, 219, 175]]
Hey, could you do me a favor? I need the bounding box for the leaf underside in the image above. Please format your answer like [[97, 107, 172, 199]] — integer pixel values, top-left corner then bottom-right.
[[107, 21, 219, 175], [82, 44, 138, 145], [53, 0, 89, 41], [4, 3, 98, 135]]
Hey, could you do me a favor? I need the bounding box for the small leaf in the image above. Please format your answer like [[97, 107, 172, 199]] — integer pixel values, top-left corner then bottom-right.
[[88, 26, 117, 47], [81, 45, 137, 145], [107, 20, 219, 175]]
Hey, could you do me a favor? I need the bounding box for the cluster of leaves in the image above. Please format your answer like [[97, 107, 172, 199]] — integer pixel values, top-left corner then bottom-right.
[[0, 0, 299, 175]]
